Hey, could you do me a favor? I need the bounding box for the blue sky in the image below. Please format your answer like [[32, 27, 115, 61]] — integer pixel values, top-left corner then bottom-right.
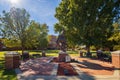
[[0, 0, 61, 35]]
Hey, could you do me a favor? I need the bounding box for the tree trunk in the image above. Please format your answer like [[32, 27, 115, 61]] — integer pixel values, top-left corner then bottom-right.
[[21, 40, 24, 55], [86, 45, 91, 57], [21, 46, 24, 54]]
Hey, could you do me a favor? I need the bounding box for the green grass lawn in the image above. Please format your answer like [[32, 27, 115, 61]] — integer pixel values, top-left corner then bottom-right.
[[14, 50, 79, 57]]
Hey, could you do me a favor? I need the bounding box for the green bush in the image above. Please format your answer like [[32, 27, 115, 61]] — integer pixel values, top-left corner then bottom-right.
[[113, 45, 120, 50], [90, 46, 96, 51], [103, 51, 111, 57]]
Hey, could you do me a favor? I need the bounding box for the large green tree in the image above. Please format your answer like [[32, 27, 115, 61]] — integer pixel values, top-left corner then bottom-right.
[[0, 7, 30, 53], [109, 19, 120, 50], [0, 7, 49, 51], [55, 0, 119, 54]]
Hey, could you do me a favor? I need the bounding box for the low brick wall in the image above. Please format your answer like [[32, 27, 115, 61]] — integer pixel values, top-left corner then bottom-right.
[[111, 51, 120, 69]]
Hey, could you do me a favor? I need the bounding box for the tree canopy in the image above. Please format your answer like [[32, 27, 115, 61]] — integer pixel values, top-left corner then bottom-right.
[[26, 21, 48, 49], [55, 0, 120, 52], [0, 7, 48, 51], [109, 19, 120, 44], [0, 7, 30, 51]]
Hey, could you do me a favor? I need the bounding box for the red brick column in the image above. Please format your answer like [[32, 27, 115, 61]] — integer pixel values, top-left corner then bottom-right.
[[5, 52, 20, 69], [111, 51, 120, 69]]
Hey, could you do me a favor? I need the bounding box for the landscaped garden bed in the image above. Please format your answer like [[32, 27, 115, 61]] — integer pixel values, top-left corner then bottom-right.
[[57, 63, 78, 76], [52, 57, 78, 76]]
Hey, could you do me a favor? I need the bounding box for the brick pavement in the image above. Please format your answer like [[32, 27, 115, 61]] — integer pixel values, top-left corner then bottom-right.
[[15, 57, 120, 80]]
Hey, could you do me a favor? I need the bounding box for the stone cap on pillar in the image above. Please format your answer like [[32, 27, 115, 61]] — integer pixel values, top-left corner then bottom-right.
[[5, 52, 20, 56], [111, 50, 120, 55]]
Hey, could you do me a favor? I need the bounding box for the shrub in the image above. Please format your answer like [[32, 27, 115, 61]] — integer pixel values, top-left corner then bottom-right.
[[113, 45, 120, 50]]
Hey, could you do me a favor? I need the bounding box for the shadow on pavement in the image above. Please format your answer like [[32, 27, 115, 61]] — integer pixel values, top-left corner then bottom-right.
[[78, 60, 114, 71]]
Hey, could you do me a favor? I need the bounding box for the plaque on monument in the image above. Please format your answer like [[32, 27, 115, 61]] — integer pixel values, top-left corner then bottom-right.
[[65, 55, 71, 62]]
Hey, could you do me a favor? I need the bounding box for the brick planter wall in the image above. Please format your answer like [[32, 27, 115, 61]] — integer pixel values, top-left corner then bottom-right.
[[111, 51, 120, 69]]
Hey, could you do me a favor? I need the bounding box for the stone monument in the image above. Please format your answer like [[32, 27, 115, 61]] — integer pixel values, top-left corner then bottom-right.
[[57, 30, 70, 62]]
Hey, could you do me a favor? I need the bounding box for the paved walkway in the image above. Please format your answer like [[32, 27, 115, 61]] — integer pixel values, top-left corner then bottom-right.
[[73, 57, 114, 75], [15, 57, 120, 80]]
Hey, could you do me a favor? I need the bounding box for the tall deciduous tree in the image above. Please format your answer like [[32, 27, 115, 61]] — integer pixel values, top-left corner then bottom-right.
[[26, 21, 48, 50], [55, 0, 119, 54], [0, 7, 30, 53], [0, 7, 49, 51], [109, 19, 120, 45]]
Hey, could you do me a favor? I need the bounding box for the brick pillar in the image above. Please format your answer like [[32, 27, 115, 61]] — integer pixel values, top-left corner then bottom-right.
[[111, 51, 120, 69], [5, 52, 20, 69]]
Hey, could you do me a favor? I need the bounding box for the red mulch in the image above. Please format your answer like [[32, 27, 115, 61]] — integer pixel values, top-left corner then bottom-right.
[[52, 57, 78, 76], [57, 62, 78, 76]]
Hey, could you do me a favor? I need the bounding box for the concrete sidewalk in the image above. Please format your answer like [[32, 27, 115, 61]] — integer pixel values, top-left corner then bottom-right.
[[15, 68, 120, 80], [15, 73, 120, 80]]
